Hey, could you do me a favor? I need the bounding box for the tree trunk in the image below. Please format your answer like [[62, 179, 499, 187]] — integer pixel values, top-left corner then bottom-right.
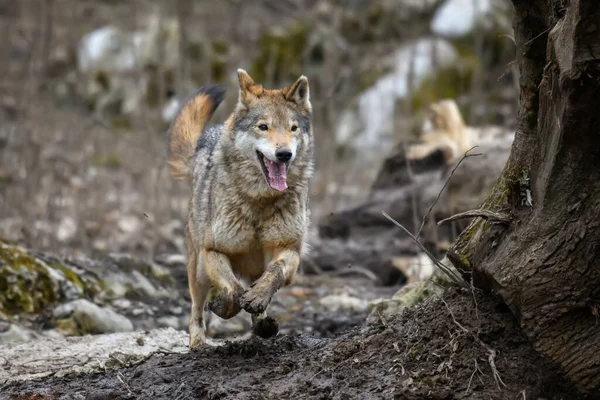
[[447, 0, 600, 394]]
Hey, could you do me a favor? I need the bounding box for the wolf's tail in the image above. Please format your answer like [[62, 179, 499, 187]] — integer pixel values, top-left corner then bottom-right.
[[167, 85, 225, 182]]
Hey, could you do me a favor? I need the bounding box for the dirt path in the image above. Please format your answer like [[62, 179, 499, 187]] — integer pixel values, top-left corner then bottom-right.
[[2, 289, 576, 400]]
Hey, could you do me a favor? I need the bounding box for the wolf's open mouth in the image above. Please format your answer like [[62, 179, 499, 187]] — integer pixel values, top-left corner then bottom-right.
[[256, 151, 288, 192]]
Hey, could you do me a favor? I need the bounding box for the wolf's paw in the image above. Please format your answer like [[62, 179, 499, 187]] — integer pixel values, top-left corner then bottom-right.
[[240, 287, 272, 314], [252, 316, 279, 339], [208, 287, 243, 319]]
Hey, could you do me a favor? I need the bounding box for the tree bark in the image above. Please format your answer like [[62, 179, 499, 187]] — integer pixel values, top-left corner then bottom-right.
[[447, 0, 600, 394]]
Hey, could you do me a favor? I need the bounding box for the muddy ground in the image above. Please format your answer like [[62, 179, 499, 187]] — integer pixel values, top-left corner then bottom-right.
[[2, 288, 577, 400]]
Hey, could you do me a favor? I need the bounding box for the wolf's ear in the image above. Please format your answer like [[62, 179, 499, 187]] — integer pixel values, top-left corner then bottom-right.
[[237, 69, 257, 106], [284, 75, 311, 111]]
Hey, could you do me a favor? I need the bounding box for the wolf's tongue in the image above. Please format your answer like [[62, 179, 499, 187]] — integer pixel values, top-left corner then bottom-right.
[[265, 159, 288, 191]]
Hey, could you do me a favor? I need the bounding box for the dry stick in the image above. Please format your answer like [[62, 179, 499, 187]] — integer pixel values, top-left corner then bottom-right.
[[437, 209, 511, 227], [439, 296, 506, 390], [381, 211, 467, 287], [415, 146, 483, 241]]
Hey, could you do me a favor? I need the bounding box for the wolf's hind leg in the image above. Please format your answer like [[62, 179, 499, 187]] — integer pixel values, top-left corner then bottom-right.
[[241, 248, 300, 315], [188, 247, 211, 349], [204, 249, 244, 319]]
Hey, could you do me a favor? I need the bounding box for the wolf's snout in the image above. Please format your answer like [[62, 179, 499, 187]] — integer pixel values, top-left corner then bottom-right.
[[275, 148, 293, 162]]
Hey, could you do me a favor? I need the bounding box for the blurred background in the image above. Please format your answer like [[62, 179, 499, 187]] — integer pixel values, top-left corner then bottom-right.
[[0, 0, 517, 258]]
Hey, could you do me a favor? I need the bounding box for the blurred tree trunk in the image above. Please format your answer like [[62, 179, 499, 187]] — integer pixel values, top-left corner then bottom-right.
[[448, 0, 600, 394]]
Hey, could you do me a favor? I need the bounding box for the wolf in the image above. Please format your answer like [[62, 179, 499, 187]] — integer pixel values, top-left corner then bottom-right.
[[167, 69, 314, 348], [406, 99, 473, 164]]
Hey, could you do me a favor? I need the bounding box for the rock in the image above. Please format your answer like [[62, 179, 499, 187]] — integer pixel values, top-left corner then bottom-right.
[[206, 313, 251, 338], [77, 14, 180, 118], [320, 295, 368, 313], [0, 324, 38, 344], [117, 215, 141, 234], [169, 306, 183, 315], [129, 270, 162, 299], [161, 97, 181, 123], [54, 299, 134, 335], [0, 241, 101, 317], [112, 298, 132, 309], [0, 328, 188, 385], [56, 216, 77, 242], [366, 257, 459, 324], [156, 316, 181, 330]]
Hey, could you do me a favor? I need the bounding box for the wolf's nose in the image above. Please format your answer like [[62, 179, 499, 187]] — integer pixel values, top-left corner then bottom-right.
[[275, 149, 293, 162]]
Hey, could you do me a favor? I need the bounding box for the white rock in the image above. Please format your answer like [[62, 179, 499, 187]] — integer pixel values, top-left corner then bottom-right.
[[56, 216, 77, 242], [117, 215, 141, 234], [112, 298, 132, 309], [54, 299, 134, 334], [320, 295, 368, 313], [161, 97, 181, 123], [0, 325, 37, 344], [0, 328, 188, 385], [156, 316, 180, 329]]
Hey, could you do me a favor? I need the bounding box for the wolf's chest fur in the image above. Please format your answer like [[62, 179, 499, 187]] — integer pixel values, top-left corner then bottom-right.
[[208, 192, 306, 252]]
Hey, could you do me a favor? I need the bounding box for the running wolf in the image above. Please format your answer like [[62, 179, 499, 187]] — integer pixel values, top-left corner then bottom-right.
[[167, 69, 314, 348]]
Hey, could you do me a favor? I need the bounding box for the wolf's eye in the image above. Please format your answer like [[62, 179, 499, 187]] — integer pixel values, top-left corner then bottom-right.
[[258, 124, 268, 131], [291, 125, 298, 132]]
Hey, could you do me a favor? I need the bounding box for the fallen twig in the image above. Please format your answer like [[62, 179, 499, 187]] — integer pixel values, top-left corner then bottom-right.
[[116, 370, 133, 396], [437, 209, 510, 227], [381, 211, 467, 287], [415, 146, 482, 240]]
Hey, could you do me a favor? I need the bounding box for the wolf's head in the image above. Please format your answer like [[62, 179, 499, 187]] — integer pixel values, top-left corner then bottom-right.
[[227, 69, 313, 193]]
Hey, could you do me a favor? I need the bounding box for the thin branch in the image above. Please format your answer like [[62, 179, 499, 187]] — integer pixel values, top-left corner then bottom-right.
[[381, 211, 467, 287], [415, 146, 482, 240], [437, 209, 511, 226], [523, 26, 552, 47]]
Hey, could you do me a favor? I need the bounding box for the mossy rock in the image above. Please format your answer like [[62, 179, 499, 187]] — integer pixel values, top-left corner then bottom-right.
[[0, 243, 59, 316], [0, 242, 104, 317], [250, 23, 309, 84]]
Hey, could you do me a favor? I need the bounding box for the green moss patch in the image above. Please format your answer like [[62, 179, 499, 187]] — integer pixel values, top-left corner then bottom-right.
[[0, 243, 59, 316], [0, 242, 104, 317]]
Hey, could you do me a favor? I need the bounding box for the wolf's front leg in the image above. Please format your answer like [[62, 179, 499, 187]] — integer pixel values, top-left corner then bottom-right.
[[204, 249, 244, 320], [240, 248, 300, 315]]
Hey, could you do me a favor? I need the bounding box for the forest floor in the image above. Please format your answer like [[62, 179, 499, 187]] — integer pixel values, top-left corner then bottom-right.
[[2, 287, 577, 400]]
